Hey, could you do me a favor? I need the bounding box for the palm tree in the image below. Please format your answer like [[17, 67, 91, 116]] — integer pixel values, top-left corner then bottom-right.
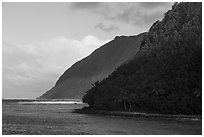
[[193, 89, 202, 98], [91, 81, 100, 87], [148, 82, 167, 98]]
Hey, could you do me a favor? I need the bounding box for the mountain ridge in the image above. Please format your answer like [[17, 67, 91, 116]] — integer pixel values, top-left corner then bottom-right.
[[39, 33, 146, 99]]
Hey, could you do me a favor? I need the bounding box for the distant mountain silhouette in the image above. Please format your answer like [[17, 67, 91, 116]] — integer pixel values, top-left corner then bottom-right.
[[38, 33, 146, 99]]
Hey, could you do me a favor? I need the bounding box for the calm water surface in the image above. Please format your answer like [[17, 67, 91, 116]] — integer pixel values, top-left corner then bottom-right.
[[2, 100, 202, 135]]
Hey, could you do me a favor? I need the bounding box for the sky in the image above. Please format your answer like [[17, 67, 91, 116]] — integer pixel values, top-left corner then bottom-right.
[[2, 2, 173, 99]]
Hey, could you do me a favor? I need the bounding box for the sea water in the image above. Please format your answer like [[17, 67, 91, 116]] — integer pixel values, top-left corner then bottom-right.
[[2, 99, 202, 135]]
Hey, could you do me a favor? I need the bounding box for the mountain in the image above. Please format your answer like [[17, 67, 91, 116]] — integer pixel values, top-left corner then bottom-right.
[[82, 2, 202, 115], [38, 33, 146, 99]]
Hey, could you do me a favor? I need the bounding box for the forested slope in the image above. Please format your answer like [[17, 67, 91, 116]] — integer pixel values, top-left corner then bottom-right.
[[82, 2, 202, 115]]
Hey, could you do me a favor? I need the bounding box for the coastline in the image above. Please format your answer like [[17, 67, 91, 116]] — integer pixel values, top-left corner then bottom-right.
[[73, 107, 202, 120]]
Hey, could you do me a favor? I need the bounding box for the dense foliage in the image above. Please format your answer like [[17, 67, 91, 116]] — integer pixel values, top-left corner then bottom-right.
[[82, 2, 202, 114]]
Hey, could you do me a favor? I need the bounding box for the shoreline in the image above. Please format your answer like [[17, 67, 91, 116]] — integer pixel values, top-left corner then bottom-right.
[[73, 107, 202, 120]]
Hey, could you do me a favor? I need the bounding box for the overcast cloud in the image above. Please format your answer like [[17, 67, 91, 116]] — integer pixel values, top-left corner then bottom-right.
[[3, 35, 109, 98], [3, 2, 173, 99], [95, 22, 119, 33], [70, 2, 173, 28]]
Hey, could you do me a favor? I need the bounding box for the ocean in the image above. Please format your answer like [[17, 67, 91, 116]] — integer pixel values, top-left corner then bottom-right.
[[2, 99, 202, 135]]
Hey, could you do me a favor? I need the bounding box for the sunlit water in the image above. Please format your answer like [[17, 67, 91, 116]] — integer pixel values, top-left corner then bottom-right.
[[2, 99, 202, 135], [18, 100, 84, 105]]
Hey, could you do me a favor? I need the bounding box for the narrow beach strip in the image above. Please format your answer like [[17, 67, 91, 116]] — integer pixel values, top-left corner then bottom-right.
[[74, 108, 202, 120]]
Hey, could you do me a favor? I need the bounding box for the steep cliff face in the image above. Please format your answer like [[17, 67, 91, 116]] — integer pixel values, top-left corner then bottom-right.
[[38, 33, 146, 99]]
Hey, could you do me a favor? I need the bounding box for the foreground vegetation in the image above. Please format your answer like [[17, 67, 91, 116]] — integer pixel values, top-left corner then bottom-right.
[[82, 2, 202, 115]]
